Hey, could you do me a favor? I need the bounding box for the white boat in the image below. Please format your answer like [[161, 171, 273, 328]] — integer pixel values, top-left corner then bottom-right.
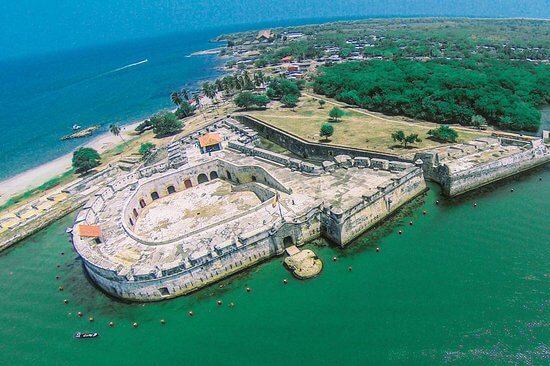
[[72, 124, 81, 131]]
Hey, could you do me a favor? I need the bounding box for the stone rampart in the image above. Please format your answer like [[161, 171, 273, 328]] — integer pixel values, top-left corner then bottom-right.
[[235, 115, 408, 162]]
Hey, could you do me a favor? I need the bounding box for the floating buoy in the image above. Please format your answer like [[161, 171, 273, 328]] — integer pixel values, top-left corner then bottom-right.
[[217, 300, 222, 306], [229, 302, 235, 308], [109, 321, 114, 327], [511, 188, 514, 192], [56, 264, 61, 268], [376, 247, 380, 253], [188, 311, 194, 317], [474, 203, 477, 207], [409, 221, 413, 226], [132, 322, 139, 328], [77, 312, 83, 317], [160, 319, 166, 325], [436, 200, 439, 205], [63, 299, 68, 304], [246, 287, 251, 293], [61, 252, 65, 256], [89, 317, 94, 322], [332, 256, 338, 262], [348, 266, 352, 271], [283, 279, 288, 284], [423, 210, 427, 215], [58, 286, 64, 291], [398, 230, 403, 235], [55, 275, 60, 280]]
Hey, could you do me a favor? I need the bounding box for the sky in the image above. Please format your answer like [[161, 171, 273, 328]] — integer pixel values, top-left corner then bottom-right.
[[1, 0, 549, 60]]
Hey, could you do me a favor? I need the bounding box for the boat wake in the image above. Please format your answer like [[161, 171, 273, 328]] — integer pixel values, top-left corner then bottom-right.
[[104, 59, 148, 75]]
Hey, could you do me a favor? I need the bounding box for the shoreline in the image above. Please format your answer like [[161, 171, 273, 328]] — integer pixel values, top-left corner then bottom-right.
[[0, 120, 142, 206]]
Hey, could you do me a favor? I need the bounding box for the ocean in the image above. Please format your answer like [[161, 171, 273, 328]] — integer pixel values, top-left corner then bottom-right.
[[0, 169, 548, 365], [0, 29, 226, 181]]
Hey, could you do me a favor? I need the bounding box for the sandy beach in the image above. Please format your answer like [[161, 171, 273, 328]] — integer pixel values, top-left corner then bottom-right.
[[0, 121, 141, 205]]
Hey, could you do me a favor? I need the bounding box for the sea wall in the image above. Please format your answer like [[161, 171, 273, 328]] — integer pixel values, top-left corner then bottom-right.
[[416, 138, 549, 196], [322, 166, 426, 245], [235, 115, 407, 162]]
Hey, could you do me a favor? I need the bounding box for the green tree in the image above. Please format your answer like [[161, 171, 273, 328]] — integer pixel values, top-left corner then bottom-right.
[[281, 94, 298, 109], [151, 112, 183, 137], [391, 130, 421, 148], [175, 101, 196, 119], [135, 119, 153, 134], [329, 107, 345, 122], [139, 142, 156, 158], [109, 124, 126, 145], [320, 123, 334, 141], [234, 93, 270, 110], [428, 125, 459, 143], [72, 147, 101, 175], [170, 91, 182, 106], [318, 99, 326, 109], [234, 92, 256, 110], [470, 114, 487, 129]]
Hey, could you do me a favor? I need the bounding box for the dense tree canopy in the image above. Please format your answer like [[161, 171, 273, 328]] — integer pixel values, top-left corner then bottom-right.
[[234, 92, 270, 110], [72, 147, 101, 175], [151, 112, 183, 137], [266, 79, 301, 100], [314, 59, 549, 131]]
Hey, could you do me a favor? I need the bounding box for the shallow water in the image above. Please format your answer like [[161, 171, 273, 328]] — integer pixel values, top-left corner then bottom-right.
[[0, 165, 548, 365]]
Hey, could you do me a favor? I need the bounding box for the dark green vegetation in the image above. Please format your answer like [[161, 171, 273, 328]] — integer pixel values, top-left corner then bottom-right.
[[320, 123, 334, 141], [136, 112, 183, 137], [72, 147, 101, 175], [175, 101, 196, 119], [314, 59, 548, 131], [427, 125, 459, 143], [281, 94, 298, 108], [151, 112, 183, 137], [234, 92, 270, 110], [222, 18, 549, 132], [391, 130, 422, 148], [139, 142, 156, 158], [266, 79, 302, 100], [329, 107, 345, 122]]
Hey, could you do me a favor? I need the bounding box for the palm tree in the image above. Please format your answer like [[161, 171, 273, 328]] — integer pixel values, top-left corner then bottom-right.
[[171, 91, 182, 106], [109, 123, 126, 145], [193, 92, 207, 121], [180, 88, 190, 102]]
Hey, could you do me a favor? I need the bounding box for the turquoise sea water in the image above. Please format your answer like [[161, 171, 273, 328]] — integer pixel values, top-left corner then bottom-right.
[[0, 30, 225, 181], [0, 166, 548, 365]]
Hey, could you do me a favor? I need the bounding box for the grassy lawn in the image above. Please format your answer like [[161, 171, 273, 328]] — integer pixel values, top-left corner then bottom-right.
[[246, 97, 488, 154]]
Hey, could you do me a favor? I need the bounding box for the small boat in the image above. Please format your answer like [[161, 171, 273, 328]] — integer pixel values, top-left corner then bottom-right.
[[72, 124, 81, 131], [74, 332, 99, 339], [65, 227, 73, 234]]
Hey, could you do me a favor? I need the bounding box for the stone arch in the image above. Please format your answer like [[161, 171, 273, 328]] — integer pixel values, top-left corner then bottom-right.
[[129, 217, 134, 226], [132, 208, 138, 218], [167, 185, 176, 195], [283, 235, 294, 248], [251, 175, 257, 182], [209, 171, 218, 180], [226, 171, 232, 180], [139, 199, 146, 208], [197, 173, 209, 184], [151, 191, 160, 200], [184, 179, 193, 189]]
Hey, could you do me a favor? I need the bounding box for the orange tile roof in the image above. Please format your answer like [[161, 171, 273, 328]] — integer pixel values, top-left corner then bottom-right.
[[257, 29, 273, 39], [281, 56, 292, 62], [78, 225, 102, 238], [198, 133, 223, 148]]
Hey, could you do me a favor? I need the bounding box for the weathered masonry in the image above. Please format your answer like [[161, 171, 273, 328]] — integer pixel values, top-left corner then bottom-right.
[[415, 135, 550, 196], [71, 120, 426, 301]]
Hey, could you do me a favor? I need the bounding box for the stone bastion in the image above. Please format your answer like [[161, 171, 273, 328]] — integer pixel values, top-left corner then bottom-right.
[[71, 125, 426, 301]]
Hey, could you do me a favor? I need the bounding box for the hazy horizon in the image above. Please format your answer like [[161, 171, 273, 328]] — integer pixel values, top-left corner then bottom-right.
[[2, 0, 549, 60]]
